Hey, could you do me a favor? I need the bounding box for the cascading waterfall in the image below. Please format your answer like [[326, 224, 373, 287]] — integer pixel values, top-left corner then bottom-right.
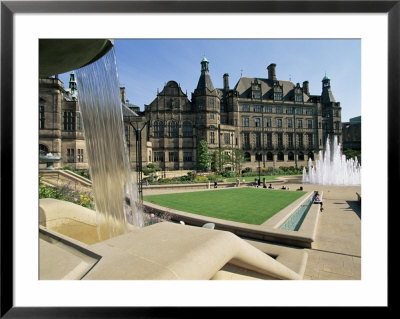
[[302, 135, 361, 186], [75, 48, 144, 241]]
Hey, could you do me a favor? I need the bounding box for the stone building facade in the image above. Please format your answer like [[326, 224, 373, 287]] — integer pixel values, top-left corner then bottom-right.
[[39, 58, 342, 173], [39, 75, 88, 170], [342, 116, 361, 151], [39, 75, 142, 171], [144, 59, 342, 172]]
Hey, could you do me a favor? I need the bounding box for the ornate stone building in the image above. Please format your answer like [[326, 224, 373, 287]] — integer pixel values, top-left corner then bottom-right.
[[39, 58, 342, 173], [39, 75, 141, 170], [144, 59, 342, 171], [39, 75, 88, 170]]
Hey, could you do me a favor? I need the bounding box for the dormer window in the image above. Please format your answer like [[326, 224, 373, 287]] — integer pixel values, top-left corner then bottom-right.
[[251, 80, 261, 99], [252, 91, 261, 99], [295, 94, 303, 102], [274, 92, 283, 101], [272, 81, 283, 101]]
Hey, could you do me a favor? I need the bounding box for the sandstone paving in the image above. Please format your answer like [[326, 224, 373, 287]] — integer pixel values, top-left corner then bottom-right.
[[144, 181, 362, 280]]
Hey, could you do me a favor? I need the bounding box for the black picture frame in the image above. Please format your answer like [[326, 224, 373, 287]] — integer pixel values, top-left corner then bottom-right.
[[1, 1, 395, 317]]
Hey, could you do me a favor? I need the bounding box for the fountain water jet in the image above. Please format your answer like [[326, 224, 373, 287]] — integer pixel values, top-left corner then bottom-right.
[[302, 135, 361, 186], [75, 48, 144, 241]]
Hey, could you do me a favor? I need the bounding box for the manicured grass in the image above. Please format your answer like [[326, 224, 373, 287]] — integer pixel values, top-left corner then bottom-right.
[[143, 188, 306, 225]]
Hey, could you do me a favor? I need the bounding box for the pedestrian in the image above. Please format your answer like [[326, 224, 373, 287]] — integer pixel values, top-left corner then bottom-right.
[[214, 180, 218, 188], [313, 191, 324, 211]]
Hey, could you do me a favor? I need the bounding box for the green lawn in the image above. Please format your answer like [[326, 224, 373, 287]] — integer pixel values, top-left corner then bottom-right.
[[143, 188, 306, 225]]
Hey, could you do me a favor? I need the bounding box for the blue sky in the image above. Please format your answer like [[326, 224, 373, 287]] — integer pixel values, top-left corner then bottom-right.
[[59, 39, 360, 122]]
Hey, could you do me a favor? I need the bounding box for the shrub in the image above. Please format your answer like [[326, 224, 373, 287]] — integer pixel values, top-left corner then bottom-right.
[[39, 176, 94, 209], [222, 170, 235, 178], [194, 175, 209, 182]]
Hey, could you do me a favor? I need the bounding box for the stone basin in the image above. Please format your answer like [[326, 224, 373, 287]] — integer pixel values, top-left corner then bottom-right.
[[39, 198, 303, 280]]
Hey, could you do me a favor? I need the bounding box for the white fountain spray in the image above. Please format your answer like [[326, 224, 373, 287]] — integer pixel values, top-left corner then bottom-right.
[[302, 135, 361, 186]]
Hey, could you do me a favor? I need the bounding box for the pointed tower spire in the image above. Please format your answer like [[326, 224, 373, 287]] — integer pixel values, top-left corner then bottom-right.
[[321, 74, 335, 103], [69, 72, 78, 99], [196, 56, 215, 92]]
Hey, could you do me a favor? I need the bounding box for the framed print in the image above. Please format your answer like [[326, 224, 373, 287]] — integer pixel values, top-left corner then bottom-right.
[[1, 0, 396, 316]]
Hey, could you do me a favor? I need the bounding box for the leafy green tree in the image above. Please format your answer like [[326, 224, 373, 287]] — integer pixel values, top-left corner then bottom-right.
[[232, 148, 246, 174], [212, 147, 231, 173], [197, 140, 211, 172]]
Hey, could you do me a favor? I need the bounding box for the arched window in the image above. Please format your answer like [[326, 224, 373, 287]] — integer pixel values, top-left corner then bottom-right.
[[168, 121, 179, 137], [308, 152, 314, 161], [182, 121, 193, 137], [288, 152, 294, 161], [298, 152, 305, 161], [153, 120, 164, 137], [244, 152, 251, 162], [277, 152, 284, 161], [39, 144, 49, 156], [267, 152, 273, 161]]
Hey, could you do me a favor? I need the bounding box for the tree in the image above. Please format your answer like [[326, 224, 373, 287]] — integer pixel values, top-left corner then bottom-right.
[[196, 140, 211, 171], [212, 147, 231, 174], [343, 149, 361, 164], [232, 148, 246, 175]]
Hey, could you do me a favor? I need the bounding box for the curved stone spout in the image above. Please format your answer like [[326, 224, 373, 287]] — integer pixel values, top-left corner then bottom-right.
[[39, 39, 114, 77]]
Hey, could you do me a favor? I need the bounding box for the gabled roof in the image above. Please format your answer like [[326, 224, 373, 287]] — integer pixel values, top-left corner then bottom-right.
[[122, 103, 138, 116], [233, 77, 309, 101]]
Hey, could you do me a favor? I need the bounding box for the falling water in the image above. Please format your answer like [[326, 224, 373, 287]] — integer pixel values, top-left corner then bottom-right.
[[75, 48, 144, 241], [302, 136, 361, 186]]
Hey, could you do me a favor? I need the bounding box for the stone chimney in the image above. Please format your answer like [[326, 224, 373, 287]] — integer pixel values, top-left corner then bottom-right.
[[303, 81, 310, 95], [267, 63, 277, 81], [223, 73, 230, 92], [120, 87, 126, 104]]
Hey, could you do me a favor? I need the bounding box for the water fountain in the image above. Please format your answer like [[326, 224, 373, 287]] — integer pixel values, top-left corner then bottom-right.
[[39, 152, 62, 169], [74, 48, 144, 240], [38, 39, 305, 280], [302, 135, 361, 186]]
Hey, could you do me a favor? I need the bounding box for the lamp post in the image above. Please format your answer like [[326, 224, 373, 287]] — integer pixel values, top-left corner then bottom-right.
[[294, 107, 298, 169], [127, 116, 148, 202], [231, 132, 234, 172], [256, 153, 262, 186]]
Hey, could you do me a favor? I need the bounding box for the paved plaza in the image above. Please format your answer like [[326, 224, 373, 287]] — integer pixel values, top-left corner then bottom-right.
[[143, 181, 361, 280]]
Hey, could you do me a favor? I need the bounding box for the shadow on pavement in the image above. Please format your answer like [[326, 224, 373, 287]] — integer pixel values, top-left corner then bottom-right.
[[346, 200, 361, 219]]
